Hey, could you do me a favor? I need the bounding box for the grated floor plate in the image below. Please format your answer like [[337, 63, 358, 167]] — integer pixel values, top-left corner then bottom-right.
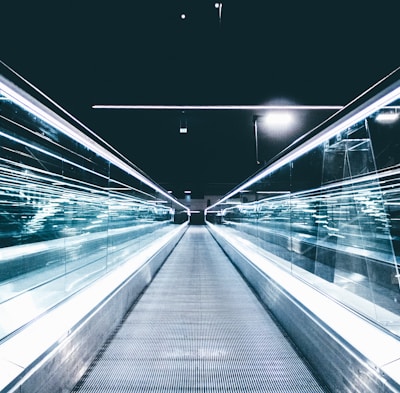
[[71, 226, 330, 392]]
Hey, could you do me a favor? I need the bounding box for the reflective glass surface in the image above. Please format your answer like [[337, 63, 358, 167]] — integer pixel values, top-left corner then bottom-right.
[[207, 79, 400, 336], [0, 74, 188, 341]]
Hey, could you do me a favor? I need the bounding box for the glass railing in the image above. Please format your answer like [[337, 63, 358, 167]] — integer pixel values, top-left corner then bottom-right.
[[206, 67, 400, 337], [0, 63, 189, 342]]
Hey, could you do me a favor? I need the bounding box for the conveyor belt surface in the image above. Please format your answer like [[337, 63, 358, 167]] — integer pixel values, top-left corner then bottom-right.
[[71, 226, 330, 392]]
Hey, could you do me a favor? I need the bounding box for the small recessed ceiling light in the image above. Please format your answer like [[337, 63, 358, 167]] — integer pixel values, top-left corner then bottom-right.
[[179, 127, 188, 134], [181, 13, 186, 20]]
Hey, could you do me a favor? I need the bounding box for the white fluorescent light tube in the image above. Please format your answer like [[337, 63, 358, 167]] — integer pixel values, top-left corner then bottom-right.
[[375, 112, 399, 122], [92, 105, 343, 110]]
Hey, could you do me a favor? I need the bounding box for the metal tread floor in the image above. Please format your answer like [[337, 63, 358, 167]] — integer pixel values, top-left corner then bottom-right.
[[71, 226, 330, 392]]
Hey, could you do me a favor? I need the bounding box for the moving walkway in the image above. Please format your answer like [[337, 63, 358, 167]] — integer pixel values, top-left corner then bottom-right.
[[71, 226, 329, 393], [1, 63, 400, 393]]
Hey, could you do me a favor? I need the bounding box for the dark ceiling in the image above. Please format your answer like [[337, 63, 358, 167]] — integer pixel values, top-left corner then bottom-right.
[[2, 1, 400, 198]]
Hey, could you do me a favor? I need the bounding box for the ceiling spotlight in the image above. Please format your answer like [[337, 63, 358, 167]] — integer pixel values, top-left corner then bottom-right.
[[215, 2, 222, 24], [262, 111, 295, 128], [180, 112, 188, 133], [180, 13, 186, 20]]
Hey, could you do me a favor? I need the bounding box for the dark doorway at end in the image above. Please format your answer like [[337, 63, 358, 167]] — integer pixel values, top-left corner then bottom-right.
[[190, 211, 205, 225]]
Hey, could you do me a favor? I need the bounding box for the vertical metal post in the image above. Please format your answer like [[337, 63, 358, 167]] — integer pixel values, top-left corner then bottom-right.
[[253, 116, 260, 164]]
